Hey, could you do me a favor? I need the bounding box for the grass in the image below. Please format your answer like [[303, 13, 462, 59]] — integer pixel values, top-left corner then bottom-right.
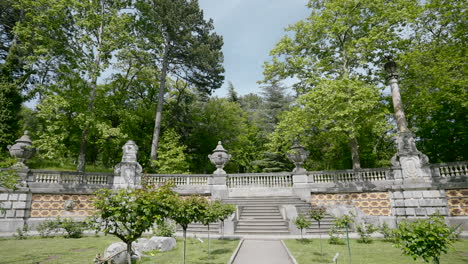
[[284, 238, 468, 264], [141, 238, 240, 264], [0, 235, 238, 264]]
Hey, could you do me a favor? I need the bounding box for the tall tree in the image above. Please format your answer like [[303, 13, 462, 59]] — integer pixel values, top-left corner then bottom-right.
[[262, 0, 416, 168], [398, 0, 467, 162], [135, 0, 224, 162], [15, 0, 132, 171]]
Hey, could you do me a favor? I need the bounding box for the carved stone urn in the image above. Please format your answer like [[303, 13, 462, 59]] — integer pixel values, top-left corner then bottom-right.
[[287, 140, 309, 173], [208, 141, 231, 174], [7, 131, 36, 167]]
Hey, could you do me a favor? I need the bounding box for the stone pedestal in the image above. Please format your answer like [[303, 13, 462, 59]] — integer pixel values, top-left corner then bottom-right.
[[113, 141, 142, 189], [391, 132, 430, 183], [209, 175, 228, 200], [292, 173, 311, 202]]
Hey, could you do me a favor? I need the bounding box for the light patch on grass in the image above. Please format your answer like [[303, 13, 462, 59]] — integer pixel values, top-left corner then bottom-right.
[[284, 238, 468, 264]]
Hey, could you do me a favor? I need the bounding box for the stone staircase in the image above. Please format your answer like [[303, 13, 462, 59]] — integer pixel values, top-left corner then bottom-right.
[[223, 196, 333, 235], [296, 204, 335, 234]]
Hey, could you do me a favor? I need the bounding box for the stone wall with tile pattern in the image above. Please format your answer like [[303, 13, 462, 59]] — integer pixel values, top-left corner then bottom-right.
[[446, 189, 468, 216], [311, 192, 391, 216], [390, 190, 448, 217], [30, 194, 95, 218]]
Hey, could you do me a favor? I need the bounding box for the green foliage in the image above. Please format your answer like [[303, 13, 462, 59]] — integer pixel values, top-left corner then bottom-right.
[[36, 217, 86, 238], [0, 80, 22, 150], [356, 223, 377, 244], [310, 207, 326, 226], [293, 214, 311, 239], [37, 218, 62, 238], [60, 218, 86, 238], [398, 0, 468, 162], [328, 226, 346, 245], [269, 78, 392, 170], [153, 218, 176, 238], [13, 224, 29, 240], [91, 184, 176, 262], [152, 128, 189, 174], [394, 214, 458, 264], [0, 156, 20, 190], [379, 222, 397, 242]]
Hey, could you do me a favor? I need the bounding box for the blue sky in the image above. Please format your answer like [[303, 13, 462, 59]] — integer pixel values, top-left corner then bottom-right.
[[198, 0, 309, 97]]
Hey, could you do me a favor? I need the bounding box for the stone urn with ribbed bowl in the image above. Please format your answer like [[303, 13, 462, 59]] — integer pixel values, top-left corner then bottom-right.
[[7, 131, 36, 169]]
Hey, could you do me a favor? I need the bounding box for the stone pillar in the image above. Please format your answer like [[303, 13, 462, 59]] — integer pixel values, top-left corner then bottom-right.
[[385, 60, 430, 183], [113, 141, 142, 189]]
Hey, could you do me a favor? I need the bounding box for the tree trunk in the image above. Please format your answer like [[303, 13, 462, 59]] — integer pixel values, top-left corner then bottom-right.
[[208, 224, 211, 255], [349, 137, 361, 169], [126, 242, 132, 264], [77, 8, 103, 172], [183, 227, 187, 264], [150, 42, 170, 162]]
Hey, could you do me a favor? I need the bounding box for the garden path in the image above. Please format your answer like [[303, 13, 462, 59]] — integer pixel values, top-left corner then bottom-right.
[[232, 239, 294, 264]]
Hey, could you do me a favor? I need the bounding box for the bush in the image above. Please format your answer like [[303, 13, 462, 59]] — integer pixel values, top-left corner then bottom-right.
[[153, 218, 176, 237], [328, 226, 345, 245], [394, 214, 458, 264], [293, 213, 310, 239], [356, 223, 377, 243], [37, 218, 62, 237], [379, 222, 397, 242], [14, 224, 29, 240], [37, 217, 86, 238], [61, 218, 86, 238]]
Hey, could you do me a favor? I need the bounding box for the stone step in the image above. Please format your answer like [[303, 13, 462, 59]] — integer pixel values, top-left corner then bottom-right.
[[241, 211, 282, 216], [239, 216, 284, 220], [235, 230, 290, 234]]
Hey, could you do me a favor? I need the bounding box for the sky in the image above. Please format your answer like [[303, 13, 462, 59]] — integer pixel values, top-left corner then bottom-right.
[[197, 0, 310, 97]]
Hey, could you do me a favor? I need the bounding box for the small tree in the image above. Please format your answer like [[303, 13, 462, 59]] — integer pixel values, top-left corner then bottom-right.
[[200, 201, 219, 256], [213, 201, 235, 239], [170, 195, 208, 264], [0, 157, 20, 214], [334, 214, 354, 264], [293, 213, 310, 240], [310, 207, 326, 255], [91, 184, 175, 264], [394, 214, 457, 264], [356, 223, 377, 244]]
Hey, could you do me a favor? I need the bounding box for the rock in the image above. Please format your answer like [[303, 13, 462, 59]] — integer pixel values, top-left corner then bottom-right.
[[103, 242, 128, 264], [149, 236, 177, 252], [103, 242, 141, 264]]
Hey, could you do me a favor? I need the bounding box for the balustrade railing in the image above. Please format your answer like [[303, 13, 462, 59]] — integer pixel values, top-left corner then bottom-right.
[[309, 168, 390, 183], [143, 174, 211, 186], [430, 161, 468, 178], [31, 170, 112, 185], [227, 173, 293, 188]]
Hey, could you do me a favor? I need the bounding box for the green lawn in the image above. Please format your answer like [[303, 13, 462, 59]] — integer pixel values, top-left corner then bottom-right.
[[0, 236, 239, 264], [284, 238, 468, 264]]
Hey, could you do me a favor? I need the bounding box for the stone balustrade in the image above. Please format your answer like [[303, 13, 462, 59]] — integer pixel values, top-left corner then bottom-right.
[[431, 161, 468, 178], [30, 170, 113, 185], [143, 174, 211, 186], [308, 167, 390, 183], [227, 173, 293, 188]]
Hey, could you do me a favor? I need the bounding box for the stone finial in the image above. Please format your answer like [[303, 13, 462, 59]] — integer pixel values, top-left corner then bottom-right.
[[121, 140, 138, 162], [287, 139, 309, 173], [7, 131, 36, 168], [208, 141, 231, 174]]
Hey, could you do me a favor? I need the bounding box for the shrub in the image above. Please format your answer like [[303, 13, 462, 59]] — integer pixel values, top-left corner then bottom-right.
[[356, 223, 377, 243], [328, 226, 345, 245], [61, 218, 86, 238], [14, 224, 29, 240], [37, 218, 62, 238], [293, 213, 310, 239], [394, 214, 458, 264], [379, 222, 397, 242], [36, 217, 86, 238], [153, 218, 176, 237]]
